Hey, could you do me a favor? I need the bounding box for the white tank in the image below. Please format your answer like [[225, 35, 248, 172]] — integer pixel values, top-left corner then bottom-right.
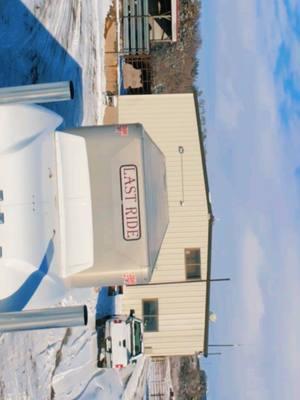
[[0, 104, 62, 311]]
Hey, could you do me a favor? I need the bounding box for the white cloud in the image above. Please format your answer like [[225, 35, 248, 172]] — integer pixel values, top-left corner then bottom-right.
[[217, 81, 243, 131], [200, 0, 300, 399], [238, 229, 265, 342], [289, 37, 300, 85], [256, 1, 284, 65], [235, 0, 258, 51], [209, 229, 269, 400], [265, 230, 300, 398]]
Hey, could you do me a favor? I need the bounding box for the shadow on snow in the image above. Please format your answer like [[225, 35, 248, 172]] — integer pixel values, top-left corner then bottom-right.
[[0, 0, 83, 127]]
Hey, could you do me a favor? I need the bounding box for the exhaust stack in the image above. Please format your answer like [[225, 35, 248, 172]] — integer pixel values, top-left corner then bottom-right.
[[0, 81, 74, 105], [0, 305, 87, 333]]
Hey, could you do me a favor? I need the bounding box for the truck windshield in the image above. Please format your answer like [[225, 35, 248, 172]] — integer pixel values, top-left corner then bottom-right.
[[133, 321, 142, 356]]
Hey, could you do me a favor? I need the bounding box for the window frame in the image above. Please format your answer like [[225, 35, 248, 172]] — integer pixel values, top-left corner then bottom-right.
[[185, 248, 201, 280], [142, 299, 159, 332]]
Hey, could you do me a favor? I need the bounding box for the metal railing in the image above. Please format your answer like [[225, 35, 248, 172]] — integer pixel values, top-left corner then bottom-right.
[[0, 305, 87, 333], [0, 81, 73, 105]]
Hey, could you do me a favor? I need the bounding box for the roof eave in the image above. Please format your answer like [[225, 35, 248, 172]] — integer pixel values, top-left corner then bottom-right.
[[193, 91, 214, 358]]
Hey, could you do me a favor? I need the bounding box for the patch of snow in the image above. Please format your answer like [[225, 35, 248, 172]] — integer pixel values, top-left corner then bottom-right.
[[122, 356, 149, 400], [0, 0, 112, 126], [75, 369, 124, 400], [21, 0, 112, 126]]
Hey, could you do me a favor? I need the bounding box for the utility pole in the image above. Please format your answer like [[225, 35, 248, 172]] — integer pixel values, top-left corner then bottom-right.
[[135, 278, 231, 287], [208, 344, 242, 348]]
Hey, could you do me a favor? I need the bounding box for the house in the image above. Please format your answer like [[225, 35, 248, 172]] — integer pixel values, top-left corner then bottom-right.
[[117, 93, 213, 357]]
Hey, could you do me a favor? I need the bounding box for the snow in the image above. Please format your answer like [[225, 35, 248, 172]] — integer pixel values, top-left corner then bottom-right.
[[0, 287, 134, 399], [0, 0, 111, 127], [0, 283, 148, 399], [0, 2, 150, 399], [122, 356, 149, 400]]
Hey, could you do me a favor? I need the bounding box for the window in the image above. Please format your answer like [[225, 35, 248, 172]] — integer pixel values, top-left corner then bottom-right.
[[149, 0, 172, 41], [143, 299, 159, 332], [133, 321, 143, 355], [185, 248, 201, 279]]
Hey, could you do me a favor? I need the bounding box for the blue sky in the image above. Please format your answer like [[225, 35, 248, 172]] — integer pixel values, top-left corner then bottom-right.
[[197, 0, 300, 398]]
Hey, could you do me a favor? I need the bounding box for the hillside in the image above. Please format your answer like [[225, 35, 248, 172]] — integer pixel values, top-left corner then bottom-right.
[[151, 0, 201, 93], [169, 355, 207, 399]]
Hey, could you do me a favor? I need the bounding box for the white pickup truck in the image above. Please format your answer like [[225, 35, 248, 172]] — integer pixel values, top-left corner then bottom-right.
[[104, 313, 144, 369], [0, 100, 168, 312]]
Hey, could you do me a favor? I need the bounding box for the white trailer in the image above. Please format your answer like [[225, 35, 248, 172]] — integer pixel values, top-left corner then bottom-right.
[[0, 87, 168, 312], [65, 124, 169, 288]]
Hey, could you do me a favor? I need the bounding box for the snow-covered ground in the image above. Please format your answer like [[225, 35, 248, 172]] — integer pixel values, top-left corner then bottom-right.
[[0, 0, 111, 127], [0, 2, 148, 399], [0, 288, 140, 399], [0, 289, 98, 399]]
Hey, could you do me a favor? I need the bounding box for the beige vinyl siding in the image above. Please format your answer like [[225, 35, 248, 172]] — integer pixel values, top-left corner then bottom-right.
[[123, 281, 207, 356], [118, 94, 210, 356], [119, 94, 209, 284]]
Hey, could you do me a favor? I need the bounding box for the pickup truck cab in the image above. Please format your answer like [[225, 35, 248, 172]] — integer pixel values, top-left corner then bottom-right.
[[105, 313, 144, 369]]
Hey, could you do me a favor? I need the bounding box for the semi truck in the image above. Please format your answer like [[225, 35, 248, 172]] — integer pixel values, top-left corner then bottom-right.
[[0, 83, 169, 312]]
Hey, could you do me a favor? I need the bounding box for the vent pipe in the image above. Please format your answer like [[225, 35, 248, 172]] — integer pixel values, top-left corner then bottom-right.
[[0, 81, 74, 105], [0, 305, 87, 333]]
